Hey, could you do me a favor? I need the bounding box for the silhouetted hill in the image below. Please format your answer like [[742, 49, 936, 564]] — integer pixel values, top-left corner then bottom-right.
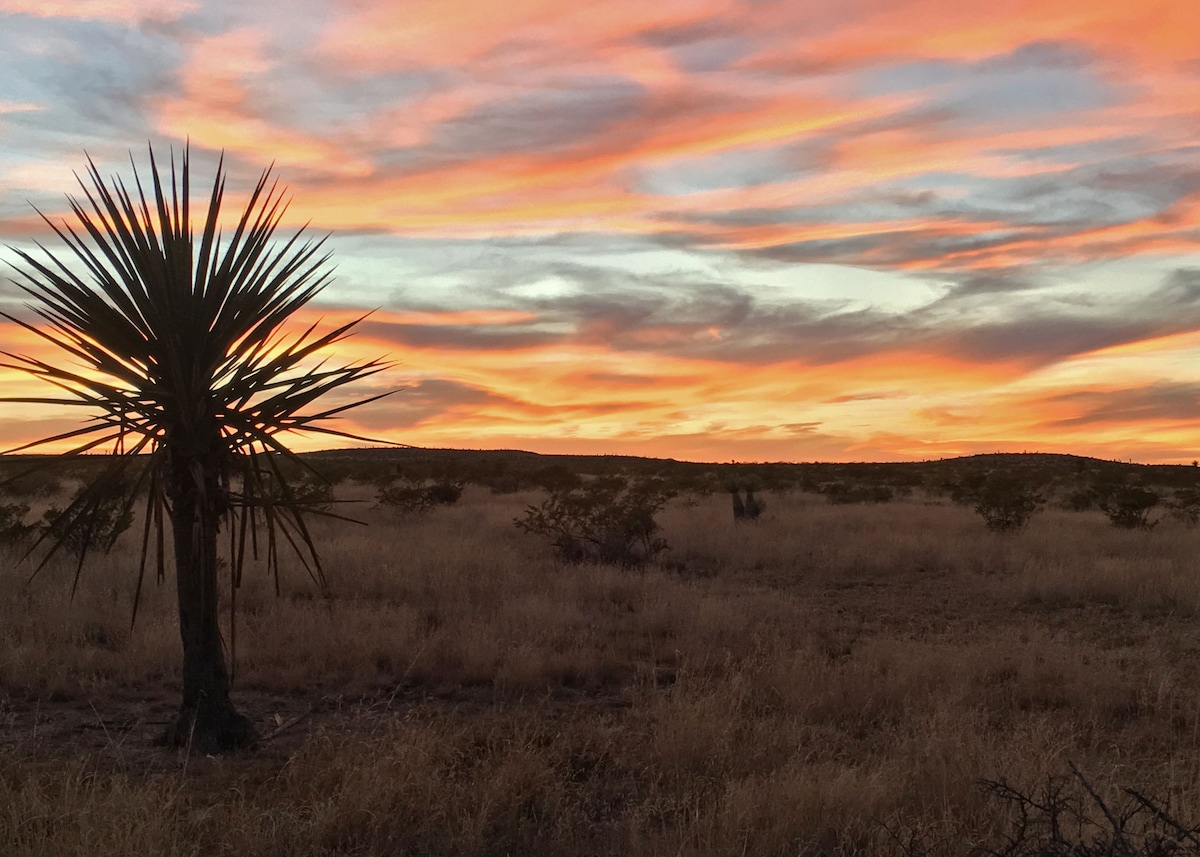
[[296, 446, 1200, 500], [4, 448, 1197, 503]]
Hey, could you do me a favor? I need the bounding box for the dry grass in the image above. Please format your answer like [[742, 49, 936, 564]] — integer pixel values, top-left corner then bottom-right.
[[3, 485, 1200, 855]]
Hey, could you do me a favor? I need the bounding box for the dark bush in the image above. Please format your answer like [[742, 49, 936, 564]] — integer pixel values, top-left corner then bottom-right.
[[264, 474, 335, 512], [378, 480, 463, 514], [1063, 485, 1099, 512], [977, 766, 1200, 857], [970, 474, 1044, 532], [1169, 487, 1200, 526], [424, 481, 464, 506], [0, 502, 34, 547], [892, 766, 1200, 856], [515, 477, 673, 567], [822, 482, 894, 505], [1099, 485, 1159, 530]]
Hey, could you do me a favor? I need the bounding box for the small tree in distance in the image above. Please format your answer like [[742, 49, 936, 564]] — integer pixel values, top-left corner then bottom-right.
[[969, 473, 1044, 532], [516, 477, 673, 567], [2, 146, 389, 753], [1099, 485, 1159, 530]]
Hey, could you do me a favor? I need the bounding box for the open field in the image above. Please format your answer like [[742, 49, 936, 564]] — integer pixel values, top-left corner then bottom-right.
[[4, 462, 1200, 855]]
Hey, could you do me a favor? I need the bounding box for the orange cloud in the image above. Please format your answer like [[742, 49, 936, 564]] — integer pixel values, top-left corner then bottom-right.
[[3, 319, 1198, 463], [318, 0, 726, 71], [747, 0, 1200, 71]]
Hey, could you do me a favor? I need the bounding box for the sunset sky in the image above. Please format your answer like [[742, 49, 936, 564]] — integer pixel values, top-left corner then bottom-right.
[[2, 0, 1200, 463]]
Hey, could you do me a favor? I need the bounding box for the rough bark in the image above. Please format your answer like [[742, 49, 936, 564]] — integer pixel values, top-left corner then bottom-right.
[[160, 453, 256, 754]]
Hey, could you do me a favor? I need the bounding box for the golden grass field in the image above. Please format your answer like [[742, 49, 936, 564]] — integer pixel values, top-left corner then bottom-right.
[[3, 480, 1200, 855]]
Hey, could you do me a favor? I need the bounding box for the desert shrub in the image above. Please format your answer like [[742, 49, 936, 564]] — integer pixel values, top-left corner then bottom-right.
[[377, 479, 463, 514], [970, 474, 1044, 532], [1098, 485, 1160, 530], [243, 471, 336, 515], [41, 479, 134, 556], [514, 476, 673, 567], [1062, 485, 1099, 511], [975, 767, 1200, 857], [0, 502, 34, 547], [1169, 487, 1200, 526], [295, 479, 336, 511], [424, 480, 464, 505], [262, 474, 336, 512], [822, 481, 894, 505]]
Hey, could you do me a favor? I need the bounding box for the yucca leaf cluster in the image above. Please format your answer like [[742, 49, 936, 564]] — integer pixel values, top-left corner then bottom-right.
[[2, 145, 389, 632]]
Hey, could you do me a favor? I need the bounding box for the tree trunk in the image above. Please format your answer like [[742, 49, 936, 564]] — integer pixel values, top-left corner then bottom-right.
[[161, 454, 256, 753]]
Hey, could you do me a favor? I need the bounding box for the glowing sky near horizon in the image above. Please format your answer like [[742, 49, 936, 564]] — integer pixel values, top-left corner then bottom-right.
[[3, 0, 1200, 463]]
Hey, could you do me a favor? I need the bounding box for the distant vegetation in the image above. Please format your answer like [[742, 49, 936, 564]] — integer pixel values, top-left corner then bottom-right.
[[295, 446, 1200, 498], [515, 476, 674, 567], [4, 446, 1200, 854], [4, 448, 1198, 535], [376, 479, 465, 514], [5, 446, 1200, 855]]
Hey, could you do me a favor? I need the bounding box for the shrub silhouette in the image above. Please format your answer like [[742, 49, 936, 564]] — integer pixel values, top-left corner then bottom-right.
[[515, 477, 673, 567], [1169, 487, 1200, 526], [822, 481, 894, 505], [1063, 485, 1099, 511], [1099, 485, 1159, 530], [975, 766, 1200, 857], [377, 480, 463, 514], [970, 474, 1044, 532], [258, 473, 336, 514], [0, 502, 34, 547]]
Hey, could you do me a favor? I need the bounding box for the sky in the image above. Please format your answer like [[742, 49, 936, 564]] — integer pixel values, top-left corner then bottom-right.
[[2, 1, 1200, 463]]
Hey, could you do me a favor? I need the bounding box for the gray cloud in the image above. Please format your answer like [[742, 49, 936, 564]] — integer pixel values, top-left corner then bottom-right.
[[347, 378, 518, 430], [358, 319, 560, 352], [341, 375, 656, 433], [944, 316, 1156, 366], [1037, 381, 1200, 429], [431, 76, 645, 157], [1, 17, 183, 152], [348, 244, 1200, 374], [936, 270, 1042, 300], [1153, 268, 1200, 306], [573, 371, 665, 387]]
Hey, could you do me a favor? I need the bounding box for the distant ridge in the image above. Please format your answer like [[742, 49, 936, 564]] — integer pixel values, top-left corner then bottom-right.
[[296, 447, 1200, 492], [304, 446, 1184, 471], [6, 446, 1189, 474], [5, 447, 1196, 497]]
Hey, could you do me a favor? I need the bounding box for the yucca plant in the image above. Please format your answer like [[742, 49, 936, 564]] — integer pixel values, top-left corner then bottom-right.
[[2, 146, 389, 753]]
